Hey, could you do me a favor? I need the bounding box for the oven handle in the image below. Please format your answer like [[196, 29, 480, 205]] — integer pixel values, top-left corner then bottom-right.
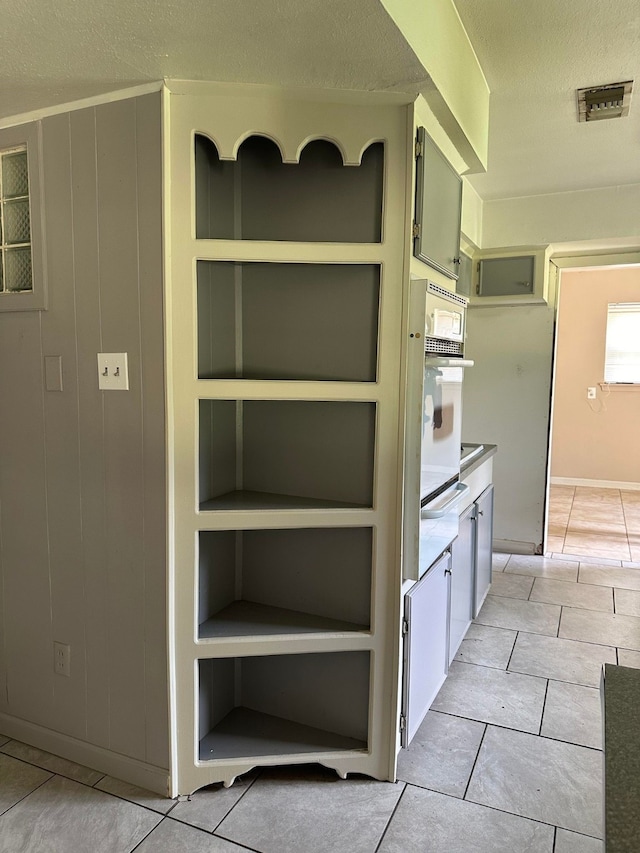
[[420, 483, 469, 519], [424, 357, 475, 368]]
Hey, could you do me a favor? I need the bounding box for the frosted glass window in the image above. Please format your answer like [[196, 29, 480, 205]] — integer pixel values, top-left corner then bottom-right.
[[0, 146, 33, 294], [604, 303, 640, 383]]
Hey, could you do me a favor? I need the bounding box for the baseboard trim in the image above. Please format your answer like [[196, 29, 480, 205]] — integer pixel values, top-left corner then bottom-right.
[[551, 477, 640, 491], [493, 539, 537, 555], [0, 712, 170, 796]]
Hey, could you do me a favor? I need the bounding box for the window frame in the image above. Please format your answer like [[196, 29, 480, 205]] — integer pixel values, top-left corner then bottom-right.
[[0, 121, 47, 312], [604, 302, 640, 385]]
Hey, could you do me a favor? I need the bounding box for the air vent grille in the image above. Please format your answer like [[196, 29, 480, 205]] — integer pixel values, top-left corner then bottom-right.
[[577, 81, 633, 122], [426, 281, 467, 307], [425, 337, 463, 356]]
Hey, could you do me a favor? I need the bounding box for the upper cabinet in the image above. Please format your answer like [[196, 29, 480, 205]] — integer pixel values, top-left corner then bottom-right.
[[412, 127, 462, 280], [468, 246, 553, 306]]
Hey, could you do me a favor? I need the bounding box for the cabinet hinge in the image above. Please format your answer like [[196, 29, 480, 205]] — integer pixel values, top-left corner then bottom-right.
[[402, 618, 409, 636], [400, 714, 407, 733], [412, 222, 421, 239], [415, 139, 423, 158]]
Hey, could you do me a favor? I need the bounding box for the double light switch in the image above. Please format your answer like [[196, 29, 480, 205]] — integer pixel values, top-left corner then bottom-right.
[[97, 353, 129, 390]]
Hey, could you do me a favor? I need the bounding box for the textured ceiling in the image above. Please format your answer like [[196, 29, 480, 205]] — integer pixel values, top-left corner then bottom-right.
[[0, 0, 427, 121], [454, 0, 640, 199], [1, 0, 638, 201]]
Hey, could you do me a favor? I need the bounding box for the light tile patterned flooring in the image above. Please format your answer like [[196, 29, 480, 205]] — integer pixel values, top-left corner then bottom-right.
[[4, 550, 640, 851], [548, 484, 640, 562]]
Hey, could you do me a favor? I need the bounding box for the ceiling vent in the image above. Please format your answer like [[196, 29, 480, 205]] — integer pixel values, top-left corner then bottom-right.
[[577, 81, 633, 122]]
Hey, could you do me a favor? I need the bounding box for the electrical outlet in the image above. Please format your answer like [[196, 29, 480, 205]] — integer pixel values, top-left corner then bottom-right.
[[97, 353, 129, 391], [54, 642, 71, 677], [587, 386, 597, 400]]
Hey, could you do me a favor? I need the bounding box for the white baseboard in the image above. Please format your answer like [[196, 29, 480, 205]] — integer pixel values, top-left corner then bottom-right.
[[551, 477, 640, 491], [493, 539, 538, 555], [0, 712, 170, 796]]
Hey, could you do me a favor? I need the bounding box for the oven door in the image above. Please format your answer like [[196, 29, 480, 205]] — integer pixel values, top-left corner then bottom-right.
[[418, 481, 469, 578], [420, 361, 465, 498]]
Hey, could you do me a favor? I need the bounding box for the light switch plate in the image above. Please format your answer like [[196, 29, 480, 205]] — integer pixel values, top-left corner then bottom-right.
[[97, 353, 129, 390]]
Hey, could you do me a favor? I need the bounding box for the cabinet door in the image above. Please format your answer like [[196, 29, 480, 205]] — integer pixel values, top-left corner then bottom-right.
[[402, 551, 451, 746], [477, 255, 535, 297], [450, 504, 475, 664], [474, 485, 494, 617], [413, 128, 462, 280]]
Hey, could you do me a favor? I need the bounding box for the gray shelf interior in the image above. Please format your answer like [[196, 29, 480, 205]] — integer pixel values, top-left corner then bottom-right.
[[198, 400, 376, 509], [195, 134, 384, 243], [197, 261, 380, 381], [198, 652, 370, 760], [198, 527, 372, 637]]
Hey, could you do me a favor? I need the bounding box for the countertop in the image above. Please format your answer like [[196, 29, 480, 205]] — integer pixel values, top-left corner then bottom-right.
[[602, 663, 640, 852], [460, 443, 497, 477]]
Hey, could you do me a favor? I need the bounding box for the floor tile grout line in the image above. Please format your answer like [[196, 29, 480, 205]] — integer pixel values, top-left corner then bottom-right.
[[208, 767, 264, 836], [0, 744, 183, 819], [437, 779, 603, 842], [0, 742, 109, 792], [129, 816, 167, 853], [538, 678, 550, 737], [461, 722, 488, 801], [505, 630, 519, 671], [0, 771, 54, 820], [463, 784, 602, 840], [372, 780, 408, 853]]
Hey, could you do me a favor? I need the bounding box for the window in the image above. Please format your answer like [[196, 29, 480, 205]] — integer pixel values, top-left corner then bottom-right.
[[604, 302, 640, 384], [0, 122, 46, 311], [0, 146, 33, 293]]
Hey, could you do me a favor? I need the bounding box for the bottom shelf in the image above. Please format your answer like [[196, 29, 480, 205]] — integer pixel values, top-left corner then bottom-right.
[[198, 651, 370, 763], [199, 706, 367, 761]]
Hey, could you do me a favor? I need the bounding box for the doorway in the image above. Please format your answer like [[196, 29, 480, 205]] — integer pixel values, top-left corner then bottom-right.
[[545, 260, 640, 561]]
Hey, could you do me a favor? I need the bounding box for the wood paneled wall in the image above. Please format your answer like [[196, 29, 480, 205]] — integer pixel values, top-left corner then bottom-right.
[[0, 93, 167, 769]]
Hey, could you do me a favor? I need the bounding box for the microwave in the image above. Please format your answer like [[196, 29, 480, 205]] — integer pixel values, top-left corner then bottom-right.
[[424, 282, 468, 354]]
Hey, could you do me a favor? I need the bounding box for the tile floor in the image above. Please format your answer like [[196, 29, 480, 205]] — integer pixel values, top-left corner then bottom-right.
[[548, 484, 640, 562], [4, 550, 640, 851]]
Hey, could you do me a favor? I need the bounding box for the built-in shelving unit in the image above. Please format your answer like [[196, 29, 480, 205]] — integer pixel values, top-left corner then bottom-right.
[[166, 84, 410, 796]]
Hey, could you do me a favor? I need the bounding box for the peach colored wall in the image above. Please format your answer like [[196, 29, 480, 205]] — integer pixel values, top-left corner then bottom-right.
[[551, 267, 640, 483]]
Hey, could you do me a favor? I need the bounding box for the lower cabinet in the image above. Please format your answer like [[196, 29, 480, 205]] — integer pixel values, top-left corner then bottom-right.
[[401, 550, 451, 746], [450, 481, 495, 661], [449, 503, 475, 664], [474, 484, 494, 617]]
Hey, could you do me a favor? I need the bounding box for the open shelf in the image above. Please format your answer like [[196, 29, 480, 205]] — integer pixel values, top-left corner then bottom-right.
[[199, 490, 366, 511], [199, 707, 366, 760], [198, 652, 370, 761], [197, 261, 380, 381], [199, 601, 368, 639], [198, 527, 372, 638], [195, 134, 384, 243], [199, 400, 376, 510]]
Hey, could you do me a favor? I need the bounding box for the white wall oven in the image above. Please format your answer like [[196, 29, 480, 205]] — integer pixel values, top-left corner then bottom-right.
[[401, 281, 473, 747], [404, 281, 473, 581]]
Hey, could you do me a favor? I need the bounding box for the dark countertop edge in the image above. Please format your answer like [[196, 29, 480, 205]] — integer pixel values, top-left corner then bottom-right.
[[461, 444, 497, 477]]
